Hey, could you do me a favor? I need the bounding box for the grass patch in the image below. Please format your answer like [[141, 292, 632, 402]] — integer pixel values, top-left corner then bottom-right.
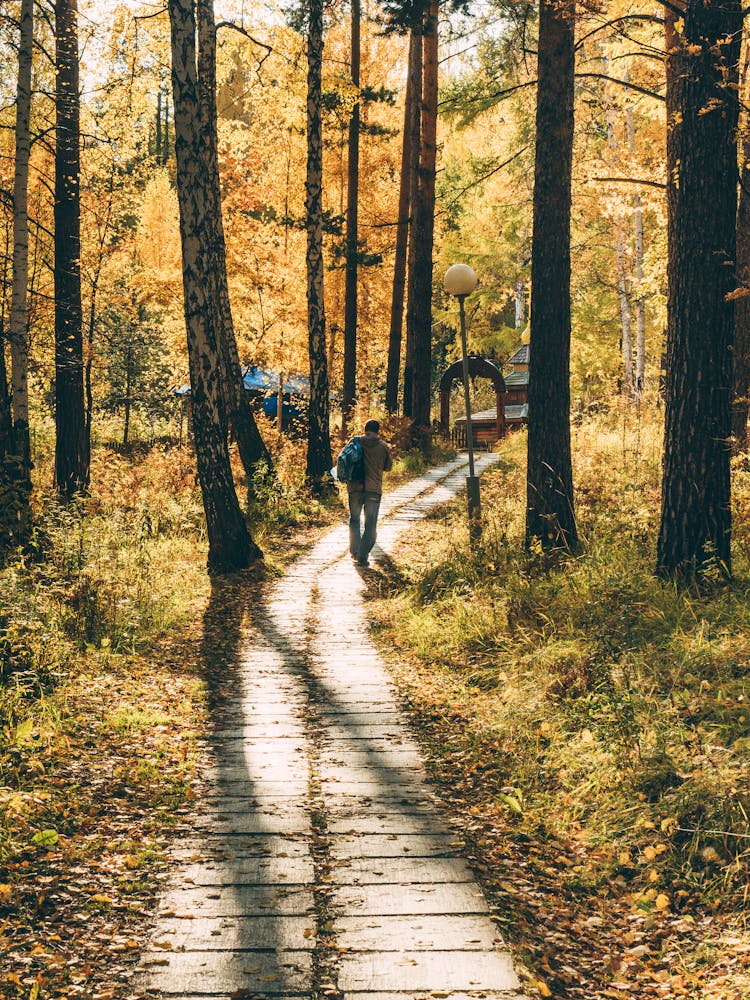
[[369, 402, 750, 999]]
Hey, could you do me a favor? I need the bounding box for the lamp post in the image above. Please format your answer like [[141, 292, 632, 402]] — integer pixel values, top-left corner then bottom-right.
[[444, 263, 481, 539]]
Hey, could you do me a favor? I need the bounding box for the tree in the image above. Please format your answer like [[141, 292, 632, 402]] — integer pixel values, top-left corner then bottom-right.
[[385, 28, 418, 413], [407, 0, 438, 434], [402, 20, 422, 418], [98, 286, 173, 446], [55, 0, 89, 496], [168, 0, 261, 572], [342, 0, 361, 433], [733, 47, 750, 451], [305, 0, 334, 486], [656, 0, 742, 577], [195, 0, 273, 482], [9, 0, 33, 469], [525, 0, 578, 552]]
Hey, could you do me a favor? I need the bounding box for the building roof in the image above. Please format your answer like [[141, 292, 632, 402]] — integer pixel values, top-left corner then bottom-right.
[[505, 370, 528, 388], [506, 343, 530, 366]]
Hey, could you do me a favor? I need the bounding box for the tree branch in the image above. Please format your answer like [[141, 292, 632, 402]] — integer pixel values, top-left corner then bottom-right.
[[592, 175, 666, 190], [575, 14, 665, 51], [576, 73, 665, 102]]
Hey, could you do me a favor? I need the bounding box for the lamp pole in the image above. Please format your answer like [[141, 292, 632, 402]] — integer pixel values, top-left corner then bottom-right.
[[445, 264, 481, 540]]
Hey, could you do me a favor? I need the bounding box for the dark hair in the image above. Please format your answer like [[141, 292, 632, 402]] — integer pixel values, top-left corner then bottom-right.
[[364, 419, 380, 434]]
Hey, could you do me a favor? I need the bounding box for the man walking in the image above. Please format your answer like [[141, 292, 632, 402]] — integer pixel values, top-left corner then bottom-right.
[[348, 419, 392, 567]]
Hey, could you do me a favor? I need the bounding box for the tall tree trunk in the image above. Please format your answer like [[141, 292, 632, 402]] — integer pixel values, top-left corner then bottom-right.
[[123, 345, 132, 447], [733, 47, 750, 450], [626, 90, 646, 393], [0, 239, 14, 458], [163, 91, 170, 164], [656, 0, 741, 577], [9, 0, 33, 469], [526, 0, 578, 552], [515, 277, 526, 329], [55, 0, 89, 497], [603, 54, 634, 393], [156, 87, 163, 161], [342, 0, 361, 433], [385, 30, 417, 414], [168, 0, 260, 572], [196, 0, 272, 482], [614, 220, 634, 389], [402, 22, 423, 419], [408, 1, 438, 434], [305, 0, 333, 486]]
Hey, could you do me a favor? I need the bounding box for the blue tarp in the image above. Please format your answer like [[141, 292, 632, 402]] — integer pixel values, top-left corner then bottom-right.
[[177, 366, 339, 403]]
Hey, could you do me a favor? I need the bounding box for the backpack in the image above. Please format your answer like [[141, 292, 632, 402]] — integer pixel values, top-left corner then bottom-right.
[[336, 436, 365, 484]]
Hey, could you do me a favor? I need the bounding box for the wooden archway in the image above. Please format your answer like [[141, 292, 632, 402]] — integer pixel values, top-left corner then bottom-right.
[[438, 356, 507, 440]]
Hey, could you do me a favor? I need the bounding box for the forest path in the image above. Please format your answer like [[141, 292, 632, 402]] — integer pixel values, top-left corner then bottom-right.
[[137, 452, 525, 1000]]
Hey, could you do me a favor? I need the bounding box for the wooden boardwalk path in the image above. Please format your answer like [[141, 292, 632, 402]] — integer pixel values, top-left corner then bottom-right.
[[137, 454, 526, 1000]]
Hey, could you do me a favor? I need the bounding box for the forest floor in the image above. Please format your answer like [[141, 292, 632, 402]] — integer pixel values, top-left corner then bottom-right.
[[368, 411, 750, 1000], [2, 413, 749, 1000]]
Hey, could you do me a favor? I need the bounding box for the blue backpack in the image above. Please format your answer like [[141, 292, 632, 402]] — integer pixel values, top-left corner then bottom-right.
[[336, 436, 365, 484]]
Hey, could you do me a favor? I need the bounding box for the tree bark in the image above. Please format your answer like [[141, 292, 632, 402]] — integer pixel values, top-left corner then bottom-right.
[[407, 1, 438, 434], [9, 0, 33, 469], [305, 0, 333, 487], [525, 0, 578, 552], [385, 31, 417, 414], [156, 87, 163, 161], [402, 22, 422, 419], [196, 0, 272, 482], [54, 0, 89, 497], [626, 91, 646, 393], [733, 47, 750, 450], [168, 0, 260, 572], [656, 0, 741, 577], [342, 0, 361, 433]]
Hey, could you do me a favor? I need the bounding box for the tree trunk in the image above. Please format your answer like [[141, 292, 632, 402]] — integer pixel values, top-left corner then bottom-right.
[[54, 0, 89, 497], [163, 91, 170, 164], [196, 0, 272, 482], [385, 31, 417, 414], [156, 87, 163, 161], [123, 344, 132, 447], [614, 220, 634, 390], [526, 0, 578, 552], [168, 0, 260, 573], [515, 277, 526, 329], [656, 0, 741, 577], [305, 0, 333, 487], [9, 0, 33, 469], [626, 92, 646, 393], [733, 47, 750, 450], [342, 0, 361, 433], [402, 22, 423, 419], [407, 2, 437, 434], [603, 55, 634, 394]]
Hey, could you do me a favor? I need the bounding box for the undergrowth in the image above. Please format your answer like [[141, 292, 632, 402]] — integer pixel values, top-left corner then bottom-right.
[[0, 435, 341, 999], [370, 402, 750, 998]]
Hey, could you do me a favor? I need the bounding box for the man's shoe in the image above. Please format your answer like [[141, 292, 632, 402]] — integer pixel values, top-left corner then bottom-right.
[[357, 557, 369, 567]]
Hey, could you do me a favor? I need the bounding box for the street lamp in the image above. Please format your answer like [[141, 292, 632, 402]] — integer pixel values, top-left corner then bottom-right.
[[444, 263, 481, 539]]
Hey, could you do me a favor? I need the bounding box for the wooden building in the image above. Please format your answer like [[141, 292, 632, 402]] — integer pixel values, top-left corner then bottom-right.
[[446, 344, 529, 448]]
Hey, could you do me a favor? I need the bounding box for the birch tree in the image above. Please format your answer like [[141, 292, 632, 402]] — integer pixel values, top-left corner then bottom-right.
[[168, 0, 260, 571]]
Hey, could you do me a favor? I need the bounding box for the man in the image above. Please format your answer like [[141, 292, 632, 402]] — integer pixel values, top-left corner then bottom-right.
[[348, 418, 392, 567]]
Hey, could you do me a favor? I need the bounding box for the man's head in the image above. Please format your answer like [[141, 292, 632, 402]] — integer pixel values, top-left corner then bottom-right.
[[364, 419, 380, 435]]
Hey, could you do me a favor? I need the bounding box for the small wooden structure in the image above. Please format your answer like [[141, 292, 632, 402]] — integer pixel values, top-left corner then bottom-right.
[[439, 356, 507, 447], [502, 342, 529, 426]]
